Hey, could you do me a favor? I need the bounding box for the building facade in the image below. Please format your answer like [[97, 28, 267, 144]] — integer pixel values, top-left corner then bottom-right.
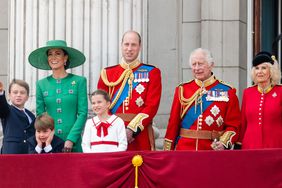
[[0, 0, 281, 149]]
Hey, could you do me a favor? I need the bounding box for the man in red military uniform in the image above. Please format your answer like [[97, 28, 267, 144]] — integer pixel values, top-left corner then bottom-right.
[[164, 48, 240, 151], [98, 30, 162, 151]]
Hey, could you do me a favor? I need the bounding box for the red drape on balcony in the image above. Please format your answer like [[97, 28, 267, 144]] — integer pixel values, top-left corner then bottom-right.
[[0, 149, 281, 188]]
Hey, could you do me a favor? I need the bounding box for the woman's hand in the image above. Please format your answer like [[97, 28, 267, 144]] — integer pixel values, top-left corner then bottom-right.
[[63, 140, 74, 152]]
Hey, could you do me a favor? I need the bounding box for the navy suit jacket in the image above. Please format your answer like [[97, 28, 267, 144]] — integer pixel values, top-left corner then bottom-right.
[[27, 135, 65, 154], [0, 92, 35, 154]]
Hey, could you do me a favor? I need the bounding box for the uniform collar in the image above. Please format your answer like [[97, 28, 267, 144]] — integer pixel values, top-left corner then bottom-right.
[[195, 75, 216, 88], [120, 58, 141, 70], [257, 84, 273, 94]]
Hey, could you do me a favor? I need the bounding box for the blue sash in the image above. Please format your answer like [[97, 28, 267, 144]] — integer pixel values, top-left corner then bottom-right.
[[110, 65, 154, 114], [181, 83, 230, 129]]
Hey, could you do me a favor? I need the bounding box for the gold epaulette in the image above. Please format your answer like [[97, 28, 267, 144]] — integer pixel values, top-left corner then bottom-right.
[[127, 113, 149, 133], [218, 79, 234, 89], [219, 131, 236, 148]]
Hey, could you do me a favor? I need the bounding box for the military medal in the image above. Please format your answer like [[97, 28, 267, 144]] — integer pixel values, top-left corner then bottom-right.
[[134, 73, 138, 82], [206, 89, 229, 102], [145, 72, 149, 82], [135, 69, 150, 83], [137, 73, 142, 82], [272, 92, 277, 98], [139, 72, 144, 82]]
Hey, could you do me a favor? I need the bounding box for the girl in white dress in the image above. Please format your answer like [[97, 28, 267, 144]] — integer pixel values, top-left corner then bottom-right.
[[82, 89, 127, 153]]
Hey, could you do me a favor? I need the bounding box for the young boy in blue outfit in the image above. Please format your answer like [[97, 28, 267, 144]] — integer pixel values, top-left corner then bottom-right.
[[0, 79, 35, 154], [27, 113, 64, 154]]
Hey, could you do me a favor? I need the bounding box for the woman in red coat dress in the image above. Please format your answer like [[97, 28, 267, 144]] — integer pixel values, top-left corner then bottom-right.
[[239, 51, 282, 149]]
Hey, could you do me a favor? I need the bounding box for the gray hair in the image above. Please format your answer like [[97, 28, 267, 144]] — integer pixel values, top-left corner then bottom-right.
[[189, 48, 214, 67]]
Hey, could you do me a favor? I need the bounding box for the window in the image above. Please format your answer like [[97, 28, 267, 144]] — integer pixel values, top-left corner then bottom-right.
[[254, 0, 281, 80]]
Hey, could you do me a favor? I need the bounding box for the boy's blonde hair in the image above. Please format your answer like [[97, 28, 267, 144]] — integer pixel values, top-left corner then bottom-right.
[[35, 113, 54, 131]]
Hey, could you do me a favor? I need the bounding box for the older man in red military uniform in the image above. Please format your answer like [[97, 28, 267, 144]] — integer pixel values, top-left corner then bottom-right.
[[164, 48, 240, 151], [98, 31, 162, 151]]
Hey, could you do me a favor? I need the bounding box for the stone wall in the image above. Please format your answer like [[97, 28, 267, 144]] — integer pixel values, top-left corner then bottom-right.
[[0, 0, 8, 147]]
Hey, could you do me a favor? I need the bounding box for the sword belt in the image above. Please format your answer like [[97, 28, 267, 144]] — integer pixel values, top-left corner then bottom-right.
[[180, 129, 223, 140]]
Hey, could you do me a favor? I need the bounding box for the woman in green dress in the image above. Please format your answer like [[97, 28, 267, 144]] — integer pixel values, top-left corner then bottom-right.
[[28, 40, 88, 152]]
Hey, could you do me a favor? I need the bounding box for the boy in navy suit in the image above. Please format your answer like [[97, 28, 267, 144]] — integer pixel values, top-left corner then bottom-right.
[[27, 113, 64, 154], [0, 79, 35, 154]]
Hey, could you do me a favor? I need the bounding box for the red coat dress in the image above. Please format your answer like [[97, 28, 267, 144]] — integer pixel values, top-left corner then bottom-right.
[[239, 85, 282, 149], [164, 75, 240, 150], [97, 59, 162, 151]]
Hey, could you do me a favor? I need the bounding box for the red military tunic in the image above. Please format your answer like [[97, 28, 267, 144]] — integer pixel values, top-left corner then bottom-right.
[[239, 85, 282, 149], [97, 58, 162, 151], [164, 75, 240, 150]]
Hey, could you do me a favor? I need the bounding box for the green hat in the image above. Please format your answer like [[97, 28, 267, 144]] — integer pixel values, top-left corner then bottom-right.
[[28, 40, 86, 70]]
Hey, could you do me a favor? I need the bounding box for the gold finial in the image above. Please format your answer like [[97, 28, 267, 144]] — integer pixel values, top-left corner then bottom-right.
[[132, 155, 143, 166], [132, 155, 143, 188], [271, 55, 276, 62]]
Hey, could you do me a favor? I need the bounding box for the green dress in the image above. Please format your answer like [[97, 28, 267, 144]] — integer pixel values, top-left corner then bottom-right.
[[36, 73, 88, 152]]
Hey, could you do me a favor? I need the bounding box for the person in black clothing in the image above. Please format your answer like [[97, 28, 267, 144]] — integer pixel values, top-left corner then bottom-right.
[[27, 113, 64, 154], [0, 79, 35, 154]]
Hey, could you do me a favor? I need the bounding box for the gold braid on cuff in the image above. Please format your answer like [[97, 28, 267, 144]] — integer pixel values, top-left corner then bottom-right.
[[127, 113, 149, 133], [219, 131, 236, 148], [163, 139, 173, 151]]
